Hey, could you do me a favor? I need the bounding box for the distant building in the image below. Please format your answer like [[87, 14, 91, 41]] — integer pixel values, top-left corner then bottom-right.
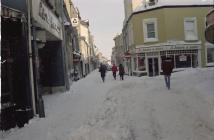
[[64, 0, 82, 79], [112, 34, 125, 69], [111, 47, 117, 65]]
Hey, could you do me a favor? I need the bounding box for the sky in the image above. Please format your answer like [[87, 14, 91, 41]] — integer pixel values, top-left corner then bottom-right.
[[72, 0, 125, 59]]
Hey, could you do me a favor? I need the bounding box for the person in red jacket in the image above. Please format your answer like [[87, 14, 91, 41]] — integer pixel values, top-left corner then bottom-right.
[[161, 57, 174, 89], [111, 64, 118, 80]]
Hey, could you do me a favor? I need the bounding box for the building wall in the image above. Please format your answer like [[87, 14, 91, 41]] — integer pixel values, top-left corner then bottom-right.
[[130, 7, 212, 44], [79, 23, 90, 59], [124, 0, 142, 22], [114, 34, 124, 65], [64, 0, 79, 18], [128, 6, 213, 66]]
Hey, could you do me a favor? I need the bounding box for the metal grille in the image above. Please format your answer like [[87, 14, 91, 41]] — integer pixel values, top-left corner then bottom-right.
[[160, 50, 198, 56]]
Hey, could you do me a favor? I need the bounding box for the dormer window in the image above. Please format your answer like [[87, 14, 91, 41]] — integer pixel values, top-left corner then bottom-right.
[[146, 0, 158, 6], [148, 0, 155, 6]]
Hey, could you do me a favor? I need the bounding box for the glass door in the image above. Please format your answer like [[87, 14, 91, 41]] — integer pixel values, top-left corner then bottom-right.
[[148, 57, 159, 76]]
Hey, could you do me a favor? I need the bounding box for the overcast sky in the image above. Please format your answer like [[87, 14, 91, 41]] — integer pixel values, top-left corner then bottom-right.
[[72, 0, 124, 59]]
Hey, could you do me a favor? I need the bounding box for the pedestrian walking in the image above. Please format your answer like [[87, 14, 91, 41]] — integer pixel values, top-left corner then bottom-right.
[[161, 57, 174, 90], [119, 64, 125, 80], [111, 64, 118, 80], [99, 63, 107, 82]]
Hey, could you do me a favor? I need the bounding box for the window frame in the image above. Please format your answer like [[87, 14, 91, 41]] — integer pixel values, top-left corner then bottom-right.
[[143, 18, 158, 43], [184, 17, 198, 41], [205, 42, 214, 66]]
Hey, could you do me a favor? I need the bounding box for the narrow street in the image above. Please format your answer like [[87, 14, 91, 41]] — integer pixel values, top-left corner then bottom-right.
[[1, 0, 214, 140], [1, 68, 214, 140]]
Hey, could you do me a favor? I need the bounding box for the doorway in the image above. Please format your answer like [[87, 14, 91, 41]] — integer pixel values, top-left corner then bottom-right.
[[148, 57, 159, 77], [1, 17, 33, 130]]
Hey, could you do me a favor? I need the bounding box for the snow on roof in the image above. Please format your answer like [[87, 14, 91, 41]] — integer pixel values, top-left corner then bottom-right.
[[159, 0, 213, 5], [134, 0, 214, 13]]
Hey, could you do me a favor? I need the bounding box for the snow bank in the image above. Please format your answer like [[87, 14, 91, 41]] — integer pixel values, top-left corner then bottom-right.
[[1, 68, 214, 140]]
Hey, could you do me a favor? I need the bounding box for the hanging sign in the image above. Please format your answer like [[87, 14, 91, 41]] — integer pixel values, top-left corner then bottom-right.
[[71, 18, 79, 27]]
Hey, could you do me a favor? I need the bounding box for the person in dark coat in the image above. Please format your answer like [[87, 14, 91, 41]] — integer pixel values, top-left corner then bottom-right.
[[161, 57, 174, 89], [119, 64, 125, 80], [111, 64, 118, 80], [99, 63, 107, 82]]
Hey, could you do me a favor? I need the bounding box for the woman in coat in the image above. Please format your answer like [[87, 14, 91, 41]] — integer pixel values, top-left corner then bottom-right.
[[111, 64, 118, 80]]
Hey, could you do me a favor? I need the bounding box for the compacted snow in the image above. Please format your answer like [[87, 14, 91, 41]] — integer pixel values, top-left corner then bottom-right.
[[1, 68, 214, 140]]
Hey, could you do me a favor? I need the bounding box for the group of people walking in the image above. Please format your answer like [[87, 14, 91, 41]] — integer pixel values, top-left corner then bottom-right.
[[99, 57, 174, 90], [99, 63, 125, 82], [112, 63, 125, 80]]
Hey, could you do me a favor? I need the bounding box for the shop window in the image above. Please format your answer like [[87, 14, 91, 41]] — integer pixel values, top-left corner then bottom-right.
[[184, 17, 198, 41], [138, 57, 146, 71], [143, 18, 158, 42], [175, 54, 191, 68], [206, 44, 214, 66]]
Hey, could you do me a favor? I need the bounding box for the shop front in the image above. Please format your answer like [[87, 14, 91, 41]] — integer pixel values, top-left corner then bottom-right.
[[133, 44, 200, 76], [1, 6, 33, 130], [31, 0, 66, 94]]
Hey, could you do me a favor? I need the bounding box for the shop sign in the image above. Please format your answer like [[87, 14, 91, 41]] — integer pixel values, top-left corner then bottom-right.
[[71, 18, 79, 27], [136, 44, 200, 53], [179, 55, 187, 62], [31, 0, 63, 40], [136, 47, 163, 53], [165, 45, 199, 50]]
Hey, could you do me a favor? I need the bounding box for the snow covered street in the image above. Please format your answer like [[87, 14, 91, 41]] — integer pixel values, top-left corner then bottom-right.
[[1, 68, 214, 140]]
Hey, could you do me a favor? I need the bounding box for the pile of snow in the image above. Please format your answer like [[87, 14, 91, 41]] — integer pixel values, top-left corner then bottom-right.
[[134, 0, 213, 12], [1, 68, 214, 140]]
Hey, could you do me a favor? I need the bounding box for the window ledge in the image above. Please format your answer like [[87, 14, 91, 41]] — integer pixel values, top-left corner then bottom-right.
[[185, 38, 198, 42], [144, 38, 158, 43], [206, 63, 214, 67]]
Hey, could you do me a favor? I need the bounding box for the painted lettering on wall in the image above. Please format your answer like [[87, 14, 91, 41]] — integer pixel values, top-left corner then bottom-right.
[[38, 1, 61, 34]]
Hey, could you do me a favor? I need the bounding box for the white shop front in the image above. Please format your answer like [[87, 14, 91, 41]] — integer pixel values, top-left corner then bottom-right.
[[132, 43, 200, 76]]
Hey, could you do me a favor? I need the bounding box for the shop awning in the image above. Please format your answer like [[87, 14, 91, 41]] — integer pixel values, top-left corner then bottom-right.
[[1, 5, 22, 19]]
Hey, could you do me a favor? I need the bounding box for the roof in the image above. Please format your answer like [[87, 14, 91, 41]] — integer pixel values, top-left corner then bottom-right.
[[134, 0, 214, 12]]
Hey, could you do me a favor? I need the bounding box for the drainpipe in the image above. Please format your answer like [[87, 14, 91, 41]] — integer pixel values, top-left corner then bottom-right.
[[27, 0, 45, 118], [32, 25, 45, 118], [26, 0, 36, 115]]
